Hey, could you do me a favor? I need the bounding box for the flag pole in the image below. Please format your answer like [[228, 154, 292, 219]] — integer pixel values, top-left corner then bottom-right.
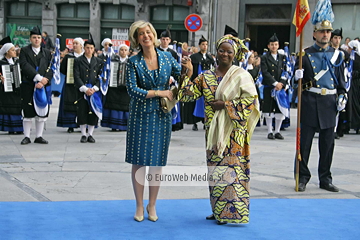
[[295, 32, 304, 192]]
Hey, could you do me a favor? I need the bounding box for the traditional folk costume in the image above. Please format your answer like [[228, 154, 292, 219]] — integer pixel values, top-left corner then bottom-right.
[[183, 36, 215, 130], [125, 49, 183, 166], [331, 29, 350, 138], [19, 26, 53, 145], [56, 38, 84, 132], [260, 34, 287, 140], [295, 0, 346, 192], [73, 37, 103, 143], [347, 40, 360, 132], [0, 42, 23, 133], [179, 36, 260, 224], [99, 40, 130, 131]]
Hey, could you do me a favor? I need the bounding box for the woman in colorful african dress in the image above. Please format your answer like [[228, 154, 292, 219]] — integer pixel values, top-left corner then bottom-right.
[[178, 35, 260, 225]]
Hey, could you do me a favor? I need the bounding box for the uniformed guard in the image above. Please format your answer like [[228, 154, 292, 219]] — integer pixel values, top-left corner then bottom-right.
[[294, 0, 346, 192], [19, 26, 54, 145], [73, 34, 103, 143], [260, 33, 287, 140]]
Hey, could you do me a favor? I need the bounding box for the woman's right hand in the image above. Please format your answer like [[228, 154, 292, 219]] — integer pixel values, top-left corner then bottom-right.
[[158, 90, 173, 101]]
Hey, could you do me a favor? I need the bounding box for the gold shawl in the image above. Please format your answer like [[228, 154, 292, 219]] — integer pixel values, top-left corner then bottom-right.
[[206, 65, 260, 156]]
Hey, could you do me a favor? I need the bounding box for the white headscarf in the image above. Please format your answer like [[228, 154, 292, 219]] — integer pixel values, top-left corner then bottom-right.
[[118, 44, 129, 50], [0, 43, 15, 59], [101, 38, 112, 47], [348, 40, 360, 56], [101, 38, 115, 56], [73, 37, 84, 47]]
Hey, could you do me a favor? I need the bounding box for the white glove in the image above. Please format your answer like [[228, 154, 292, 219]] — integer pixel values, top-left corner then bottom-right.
[[337, 93, 348, 111], [295, 69, 304, 80]]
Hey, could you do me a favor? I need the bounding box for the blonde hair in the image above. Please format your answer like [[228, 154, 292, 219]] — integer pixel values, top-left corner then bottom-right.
[[128, 20, 158, 50], [182, 42, 188, 52]]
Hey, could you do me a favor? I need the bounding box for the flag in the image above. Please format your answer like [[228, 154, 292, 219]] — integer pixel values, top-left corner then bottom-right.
[[51, 38, 61, 85], [346, 49, 355, 92], [100, 47, 112, 95], [292, 0, 311, 37]]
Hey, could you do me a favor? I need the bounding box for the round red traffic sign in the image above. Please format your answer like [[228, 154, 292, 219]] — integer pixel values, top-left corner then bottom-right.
[[184, 14, 203, 32]]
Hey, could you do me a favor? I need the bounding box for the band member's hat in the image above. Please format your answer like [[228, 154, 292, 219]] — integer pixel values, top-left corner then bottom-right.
[[0, 36, 11, 46], [198, 35, 207, 45], [30, 26, 42, 36], [160, 28, 171, 39], [331, 28, 342, 39], [84, 33, 96, 48], [268, 33, 279, 43], [224, 25, 238, 37]]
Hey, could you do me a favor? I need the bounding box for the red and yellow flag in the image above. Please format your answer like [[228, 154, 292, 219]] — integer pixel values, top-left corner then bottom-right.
[[292, 0, 311, 37]]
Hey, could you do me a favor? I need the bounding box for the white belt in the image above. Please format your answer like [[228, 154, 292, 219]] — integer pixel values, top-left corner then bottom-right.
[[307, 87, 337, 95]]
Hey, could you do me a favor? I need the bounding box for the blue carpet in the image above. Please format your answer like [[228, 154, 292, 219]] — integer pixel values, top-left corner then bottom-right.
[[0, 199, 359, 240]]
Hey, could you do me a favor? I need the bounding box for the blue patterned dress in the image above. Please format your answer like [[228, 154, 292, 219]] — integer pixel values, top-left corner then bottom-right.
[[125, 49, 181, 166]]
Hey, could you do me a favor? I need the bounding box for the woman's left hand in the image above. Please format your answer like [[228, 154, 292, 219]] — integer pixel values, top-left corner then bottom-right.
[[209, 100, 225, 111]]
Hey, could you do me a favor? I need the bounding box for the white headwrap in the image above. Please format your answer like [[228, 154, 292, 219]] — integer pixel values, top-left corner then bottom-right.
[[348, 40, 360, 56], [118, 44, 129, 50], [73, 37, 84, 47], [101, 38, 112, 47], [0, 43, 15, 59]]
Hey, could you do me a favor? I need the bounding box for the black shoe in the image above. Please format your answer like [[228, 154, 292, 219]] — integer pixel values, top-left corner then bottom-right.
[[216, 220, 227, 225], [67, 128, 74, 133], [192, 124, 198, 131], [320, 183, 339, 192], [267, 133, 275, 139], [111, 129, 117, 132], [297, 183, 306, 192], [274, 132, 284, 140], [334, 133, 340, 139], [8, 131, 15, 135], [87, 135, 95, 143], [20, 137, 31, 145], [206, 214, 215, 220], [80, 136, 87, 143], [34, 137, 48, 144]]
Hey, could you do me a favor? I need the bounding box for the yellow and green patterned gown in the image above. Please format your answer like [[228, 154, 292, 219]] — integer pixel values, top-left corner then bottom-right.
[[178, 68, 259, 224]]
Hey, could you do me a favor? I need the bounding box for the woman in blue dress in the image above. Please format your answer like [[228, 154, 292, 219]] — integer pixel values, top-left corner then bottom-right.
[[126, 20, 192, 222]]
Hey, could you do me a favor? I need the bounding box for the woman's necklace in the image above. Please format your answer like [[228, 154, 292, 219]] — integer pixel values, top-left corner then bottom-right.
[[145, 55, 156, 65]]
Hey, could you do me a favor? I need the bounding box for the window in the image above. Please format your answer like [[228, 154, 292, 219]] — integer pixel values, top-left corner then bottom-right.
[[8, 1, 41, 17], [101, 4, 135, 20], [173, 6, 189, 21], [58, 3, 89, 19], [152, 6, 170, 21]]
